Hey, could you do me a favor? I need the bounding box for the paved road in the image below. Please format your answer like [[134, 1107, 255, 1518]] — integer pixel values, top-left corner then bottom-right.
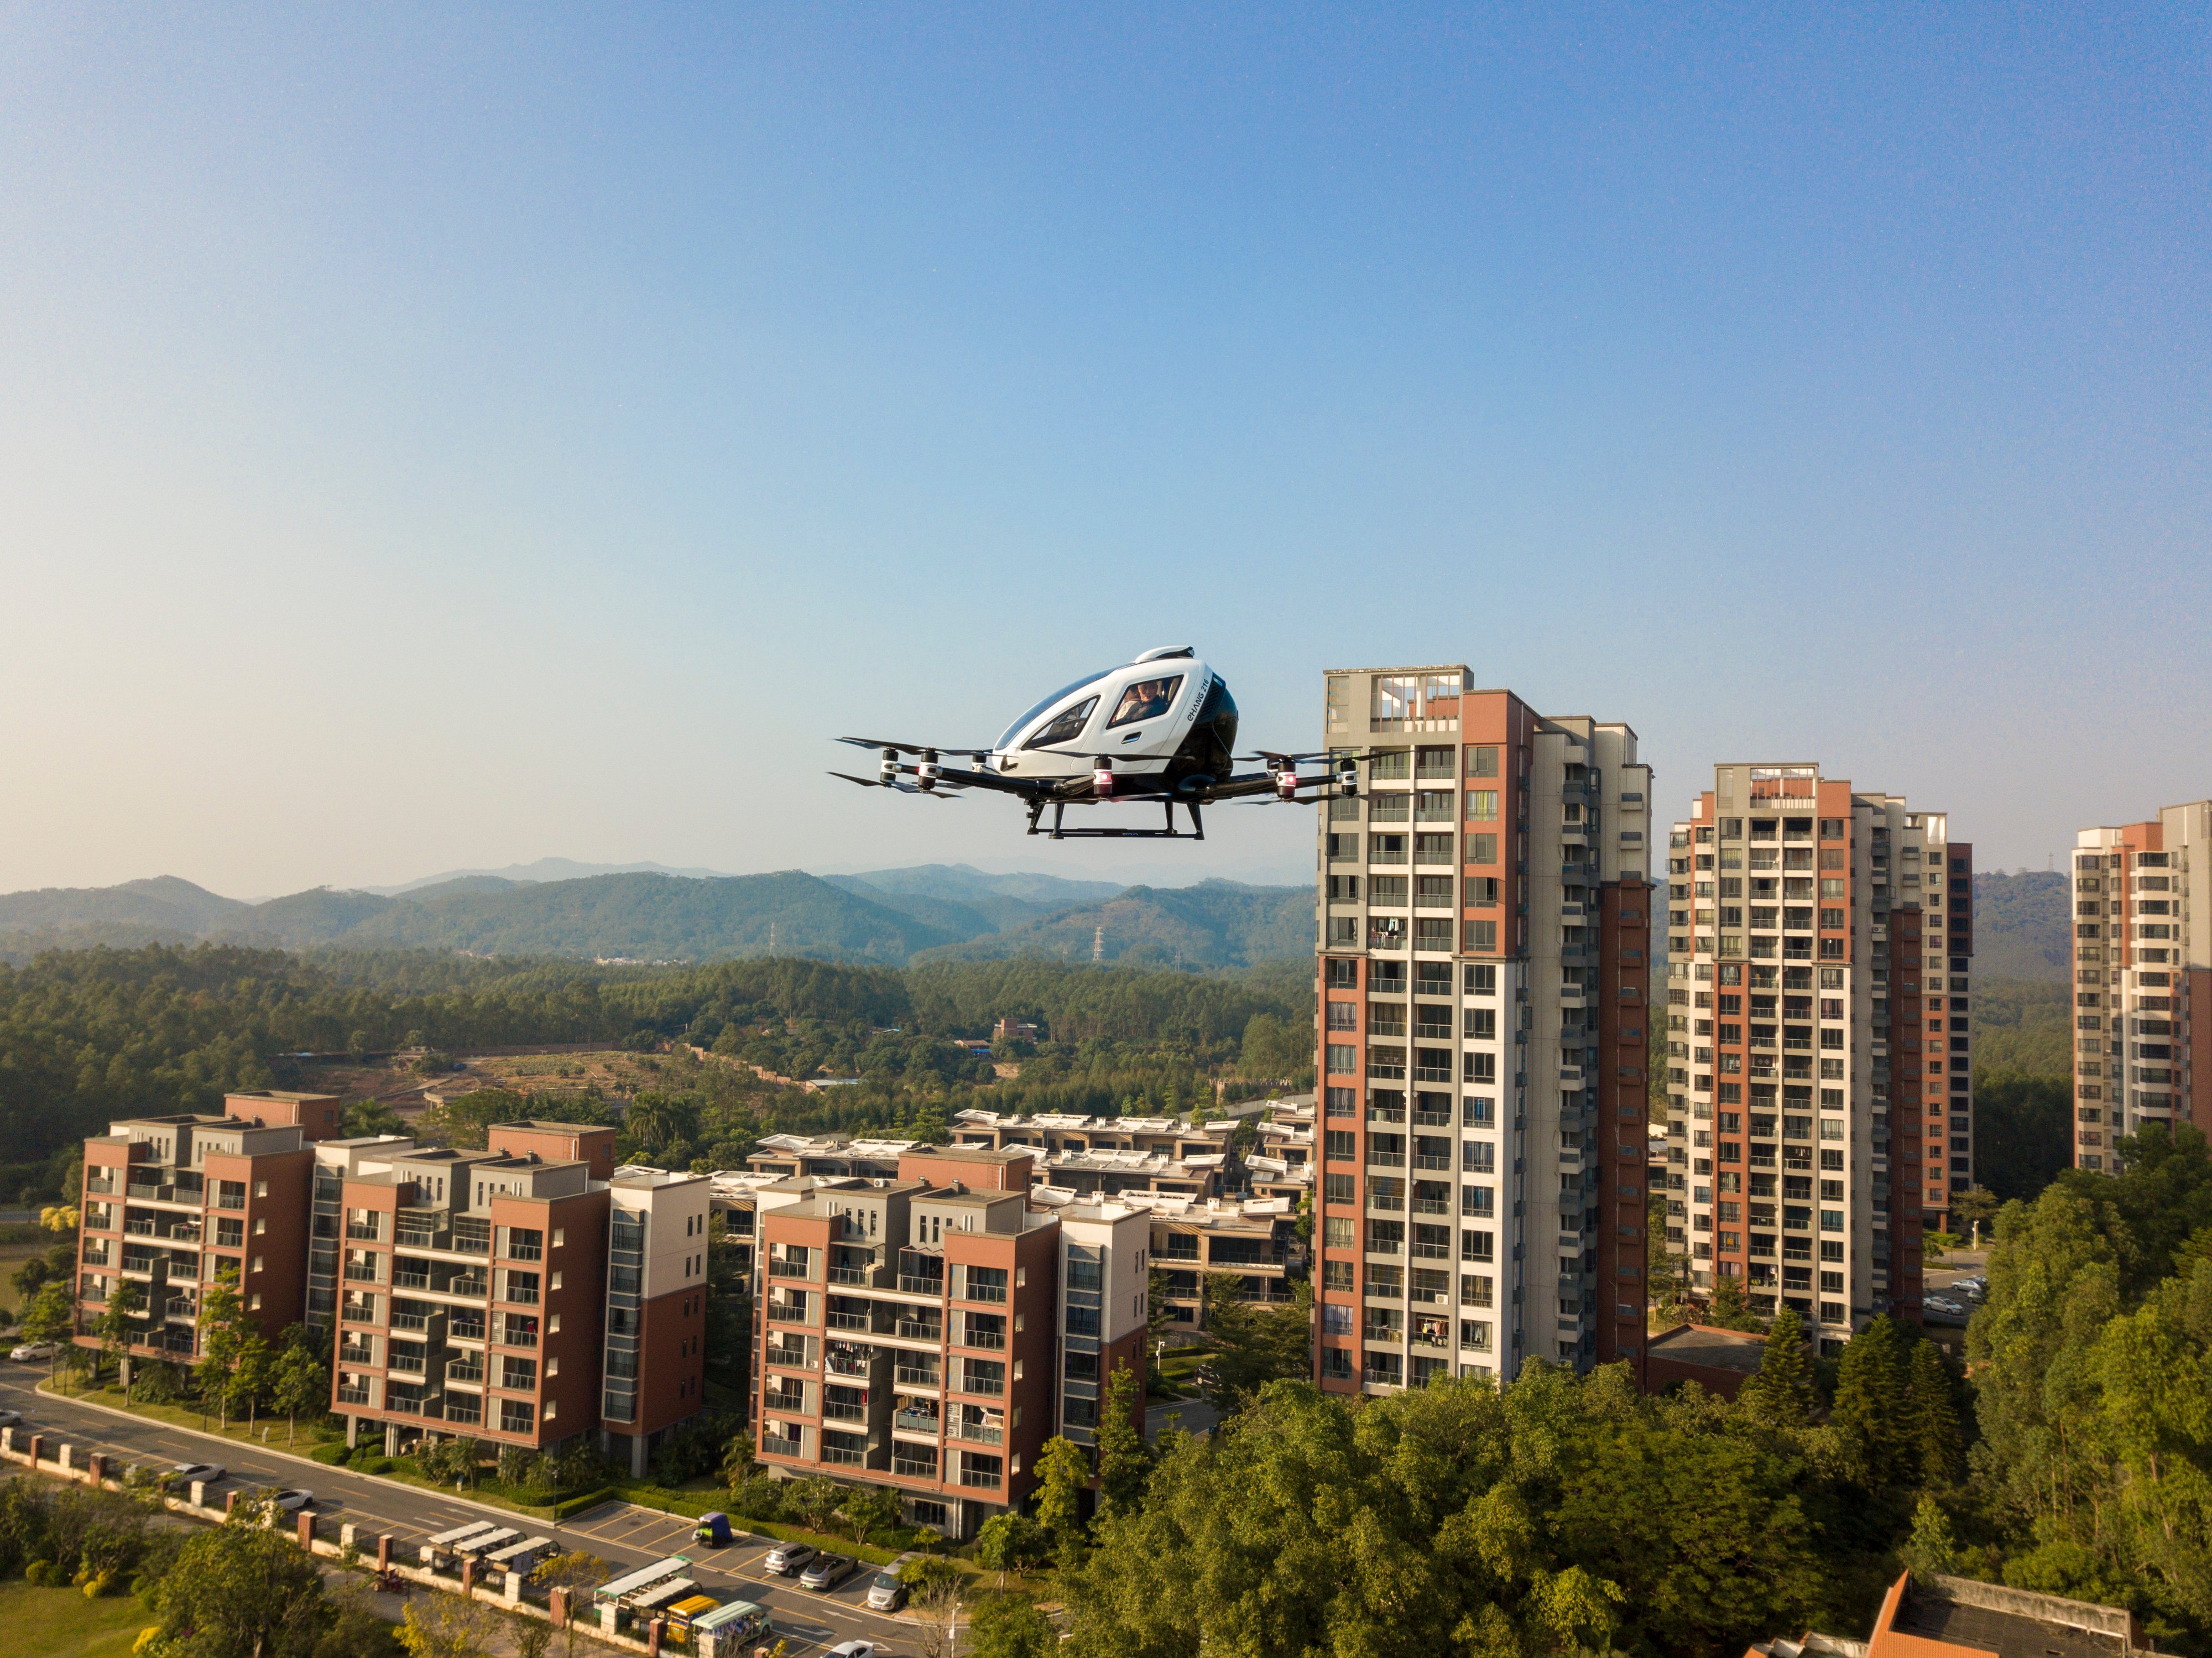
[[0, 1362, 920, 1655]]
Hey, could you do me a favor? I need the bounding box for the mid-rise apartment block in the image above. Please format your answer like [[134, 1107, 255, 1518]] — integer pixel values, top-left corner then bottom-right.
[[322, 1120, 708, 1470], [750, 1144, 1149, 1539], [1663, 765, 1972, 1343], [1312, 670, 1655, 1391], [2068, 801, 2212, 1169], [74, 1091, 342, 1369]]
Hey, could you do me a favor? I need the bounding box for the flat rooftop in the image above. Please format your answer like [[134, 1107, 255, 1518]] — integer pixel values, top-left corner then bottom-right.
[[1648, 1323, 1767, 1374]]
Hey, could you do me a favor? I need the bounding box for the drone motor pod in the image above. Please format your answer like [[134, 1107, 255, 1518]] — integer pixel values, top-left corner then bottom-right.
[[1336, 756, 1360, 797], [1276, 761, 1299, 801], [917, 748, 941, 792], [879, 747, 899, 785], [1093, 756, 1114, 797]]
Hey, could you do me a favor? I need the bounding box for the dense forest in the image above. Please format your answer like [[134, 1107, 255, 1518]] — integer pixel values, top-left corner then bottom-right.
[[0, 943, 1316, 1200]]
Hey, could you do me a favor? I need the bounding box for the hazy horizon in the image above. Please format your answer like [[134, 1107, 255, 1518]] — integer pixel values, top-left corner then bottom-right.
[[4, 8, 2205, 896]]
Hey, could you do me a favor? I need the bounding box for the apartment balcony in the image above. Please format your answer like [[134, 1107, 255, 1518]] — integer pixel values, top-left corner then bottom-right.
[[952, 1419, 1004, 1446], [893, 1317, 944, 1343], [959, 1328, 1007, 1352], [764, 1341, 816, 1370], [893, 1454, 940, 1479], [769, 1259, 813, 1280], [958, 1376, 1005, 1399], [897, 1275, 946, 1297], [445, 1362, 484, 1388], [894, 1408, 941, 1436], [894, 1365, 942, 1390], [760, 1433, 804, 1459], [1367, 1193, 1403, 1213], [958, 1468, 1003, 1492]]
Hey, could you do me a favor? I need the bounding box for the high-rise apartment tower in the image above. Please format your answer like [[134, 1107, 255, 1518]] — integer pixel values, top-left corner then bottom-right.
[[1662, 767, 1971, 1346], [2068, 801, 2212, 1170], [1312, 670, 1654, 1391]]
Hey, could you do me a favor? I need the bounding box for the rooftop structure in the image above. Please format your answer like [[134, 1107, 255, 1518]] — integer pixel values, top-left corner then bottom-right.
[[1746, 1571, 2145, 1658]]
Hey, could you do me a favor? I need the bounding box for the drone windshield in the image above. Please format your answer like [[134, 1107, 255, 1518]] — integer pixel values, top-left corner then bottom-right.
[[1106, 674, 1182, 728], [997, 671, 1112, 750], [1022, 695, 1099, 749]]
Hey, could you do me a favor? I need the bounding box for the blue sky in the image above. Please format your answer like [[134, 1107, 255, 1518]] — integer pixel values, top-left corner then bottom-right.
[[2, 6, 2205, 896]]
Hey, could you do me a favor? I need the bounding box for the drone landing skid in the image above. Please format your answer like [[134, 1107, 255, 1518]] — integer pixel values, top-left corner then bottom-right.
[[1027, 798, 1205, 841]]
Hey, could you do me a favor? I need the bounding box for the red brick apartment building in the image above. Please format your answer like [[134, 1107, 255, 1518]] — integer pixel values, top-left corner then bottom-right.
[[75, 1091, 342, 1368], [750, 1144, 1150, 1539], [1663, 767, 1971, 1347], [1311, 669, 1655, 1391], [2068, 801, 2211, 1170], [74, 1104, 710, 1473]]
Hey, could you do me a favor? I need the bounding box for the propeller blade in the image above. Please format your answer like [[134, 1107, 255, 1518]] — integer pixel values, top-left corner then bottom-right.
[[837, 737, 996, 757], [830, 771, 888, 788]]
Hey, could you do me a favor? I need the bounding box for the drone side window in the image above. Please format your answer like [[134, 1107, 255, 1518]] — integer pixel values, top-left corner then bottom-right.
[[1107, 675, 1183, 729], [1024, 696, 1099, 749]]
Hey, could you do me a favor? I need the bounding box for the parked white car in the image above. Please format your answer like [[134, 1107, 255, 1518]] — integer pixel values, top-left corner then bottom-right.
[[8, 1342, 58, 1363]]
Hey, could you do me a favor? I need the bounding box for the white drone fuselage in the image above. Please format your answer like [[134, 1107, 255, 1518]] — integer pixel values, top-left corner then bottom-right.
[[982, 646, 1239, 795]]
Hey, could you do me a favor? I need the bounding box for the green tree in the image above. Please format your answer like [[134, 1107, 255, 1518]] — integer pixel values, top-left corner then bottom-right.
[[507, 1610, 554, 1658], [1094, 1360, 1151, 1514], [976, 1511, 1048, 1589], [1901, 1494, 1958, 1576], [93, 1275, 144, 1395], [1905, 1336, 1963, 1485], [1735, 1306, 1817, 1427], [398, 1592, 504, 1658], [271, 1341, 328, 1443], [1197, 1273, 1311, 1412], [194, 1265, 248, 1428], [789, 1475, 842, 1534], [143, 1501, 329, 1657], [1034, 1436, 1091, 1557], [20, 1281, 75, 1389], [968, 1593, 1058, 1658], [904, 1555, 964, 1658], [1829, 1316, 1911, 1482], [341, 1099, 409, 1139], [1061, 1369, 1838, 1658], [231, 1328, 273, 1432], [1705, 1271, 1760, 1331], [840, 1483, 902, 1544]]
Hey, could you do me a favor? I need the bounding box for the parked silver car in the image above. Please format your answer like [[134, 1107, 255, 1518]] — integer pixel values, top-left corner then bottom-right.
[[763, 1541, 817, 1577]]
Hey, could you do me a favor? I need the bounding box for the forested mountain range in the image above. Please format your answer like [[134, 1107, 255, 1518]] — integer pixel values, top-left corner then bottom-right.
[[1969, 868, 2070, 980], [0, 863, 1306, 969]]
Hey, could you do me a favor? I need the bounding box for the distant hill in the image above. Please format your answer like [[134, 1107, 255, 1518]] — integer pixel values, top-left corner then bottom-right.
[[362, 858, 735, 896], [0, 874, 252, 940], [839, 863, 1126, 909], [333, 870, 966, 963], [1972, 870, 2070, 981], [912, 880, 1312, 969], [0, 863, 1317, 968]]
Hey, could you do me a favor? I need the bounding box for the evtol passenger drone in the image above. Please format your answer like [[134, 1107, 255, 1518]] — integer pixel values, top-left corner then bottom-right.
[[832, 646, 1359, 841]]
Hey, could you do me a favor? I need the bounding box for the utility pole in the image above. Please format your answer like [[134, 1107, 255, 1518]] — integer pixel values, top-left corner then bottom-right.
[[1092, 924, 1103, 962]]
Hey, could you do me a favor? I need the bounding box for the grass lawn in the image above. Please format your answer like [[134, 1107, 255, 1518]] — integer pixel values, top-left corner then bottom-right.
[[1149, 1342, 1209, 1400], [0, 1577, 153, 1658], [44, 1375, 343, 1460]]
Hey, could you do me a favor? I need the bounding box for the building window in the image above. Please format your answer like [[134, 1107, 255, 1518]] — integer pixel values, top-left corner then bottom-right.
[[1465, 791, 1499, 822], [1466, 746, 1499, 778]]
